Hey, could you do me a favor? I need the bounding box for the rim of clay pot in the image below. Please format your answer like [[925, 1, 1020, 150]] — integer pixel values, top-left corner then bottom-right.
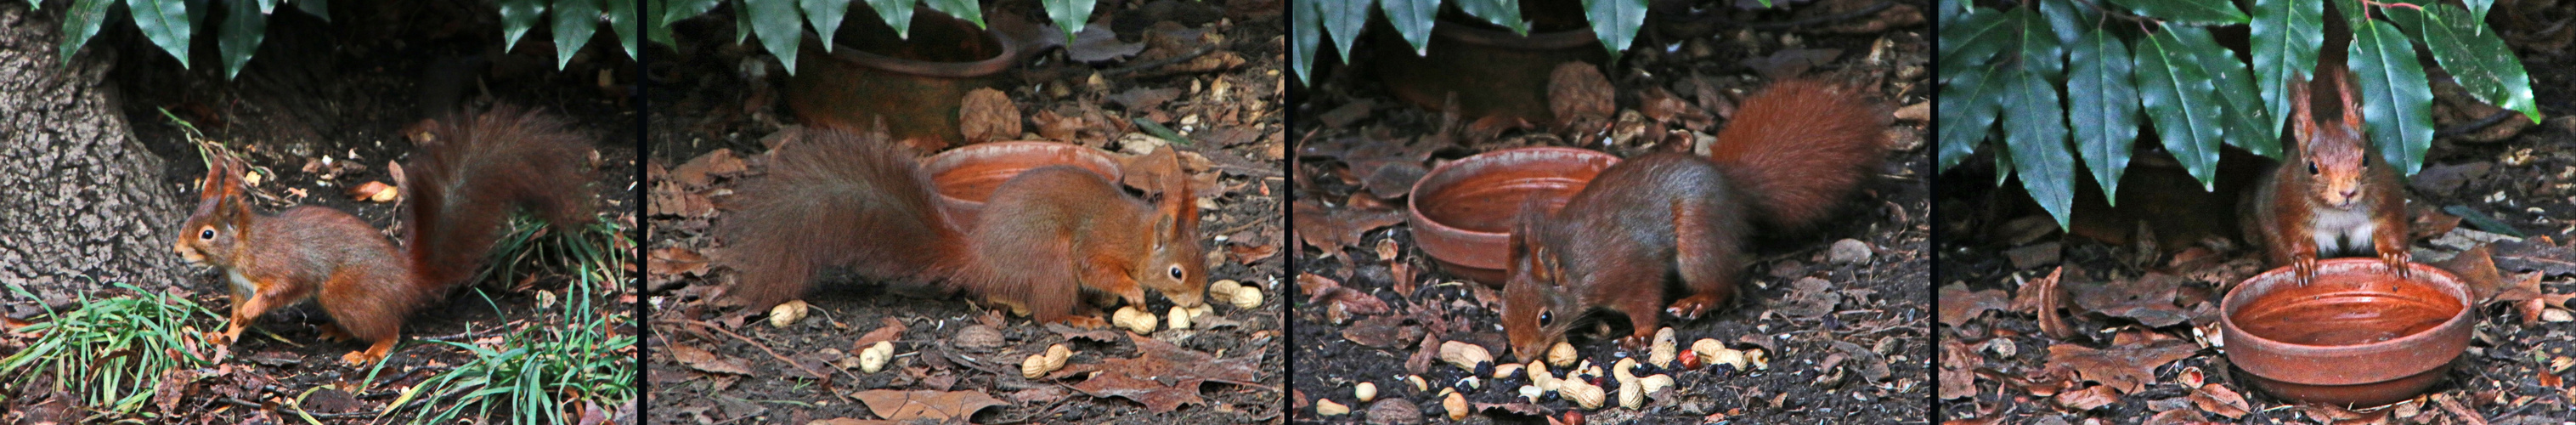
[[805, 20, 1020, 78], [1429, 18, 1600, 50], [922, 141, 1124, 226], [1406, 147, 1621, 273], [2219, 258, 2474, 387]]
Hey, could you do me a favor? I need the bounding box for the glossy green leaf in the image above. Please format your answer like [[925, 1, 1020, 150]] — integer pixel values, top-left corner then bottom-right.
[[499, 0, 545, 51], [1043, 0, 1095, 44], [664, 0, 722, 25], [923, 0, 981, 28], [861, 0, 913, 39], [2067, 27, 2138, 201], [553, 0, 602, 70], [605, 0, 639, 59], [2395, 4, 2538, 123], [1937, 6, 2008, 83], [219, 0, 268, 79], [1994, 147, 2016, 186], [1937, 64, 2002, 172], [1320, 0, 1367, 64], [255, 0, 274, 14], [2107, 0, 2247, 25], [2465, 0, 2491, 21], [2000, 68, 2075, 229], [1583, 0, 1646, 59], [2248, 0, 2319, 158], [2038, 0, 2095, 48], [800, 0, 853, 47], [2133, 28, 2225, 189], [56, 0, 113, 64], [2010, 6, 2060, 80], [1383, 0, 1439, 55], [1938, 0, 1963, 26], [747, 0, 805, 75], [737, 0, 754, 44], [1455, 0, 1525, 35], [294, 0, 325, 21], [127, 0, 195, 68], [2172, 26, 2277, 158], [1292, 0, 1320, 84], [2346, 15, 2434, 175]]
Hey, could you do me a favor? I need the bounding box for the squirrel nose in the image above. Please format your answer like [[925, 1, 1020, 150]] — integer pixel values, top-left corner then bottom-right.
[[2340, 188, 2359, 201]]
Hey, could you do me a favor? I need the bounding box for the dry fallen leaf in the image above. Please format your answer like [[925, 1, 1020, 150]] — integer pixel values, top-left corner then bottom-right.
[[669, 149, 746, 189], [2047, 340, 2199, 394], [2065, 272, 2195, 328], [1291, 198, 1404, 259], [1937, 283, 2008, 326], [647, 247, 710, 286], [959, 88, 1022, 144], [850, 389, 1005, 422], [669, 343, 752, 376], [2189, 383, 2251, 419], [1059, 333, 1262, 412]]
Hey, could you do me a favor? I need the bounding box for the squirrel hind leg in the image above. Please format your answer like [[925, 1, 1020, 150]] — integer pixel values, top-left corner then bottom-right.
[[1665, 199, 1744, 320], [343, 337, 398, 366]]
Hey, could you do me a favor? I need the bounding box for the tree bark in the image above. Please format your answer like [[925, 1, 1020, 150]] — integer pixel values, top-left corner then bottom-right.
[[0, 2, 187, 305]]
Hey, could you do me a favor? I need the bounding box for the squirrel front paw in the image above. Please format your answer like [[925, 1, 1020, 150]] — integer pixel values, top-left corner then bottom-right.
[[1666, 294, 1723, 320], [342, 350, 381, 366], [2381, 252, 2413, 279], [2291, 257, 2319, 286]]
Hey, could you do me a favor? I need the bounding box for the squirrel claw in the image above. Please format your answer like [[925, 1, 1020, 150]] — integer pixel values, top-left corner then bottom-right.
[[1666, 295, 1721, 320], [2291, 258, 2319, 286], [2381, 252, 2412, 278], [341, 351, 381, 366]]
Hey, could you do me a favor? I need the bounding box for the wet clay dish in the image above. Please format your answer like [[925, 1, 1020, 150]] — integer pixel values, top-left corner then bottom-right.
[[1369, 4, 1603, 122], [788, 10, 1020, 149], [2220, 258, 2476, 406], [924, 141, 1124, 230], [1407, 147, 1618, 284]]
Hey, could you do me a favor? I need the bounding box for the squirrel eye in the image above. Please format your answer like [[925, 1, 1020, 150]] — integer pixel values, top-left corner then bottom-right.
[[1538, 311, 1554, 326], [1168, 265, 1183, 280], [2308, 161, 2319, 175], [198, 229, 214, 241]]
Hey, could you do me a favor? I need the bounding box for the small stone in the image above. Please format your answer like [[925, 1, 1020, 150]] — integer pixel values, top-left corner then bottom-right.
[[1828, 239, 1873, 264]]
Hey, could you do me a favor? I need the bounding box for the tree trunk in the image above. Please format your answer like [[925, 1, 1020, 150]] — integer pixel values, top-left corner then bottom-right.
[[0, 2, 186, 305]]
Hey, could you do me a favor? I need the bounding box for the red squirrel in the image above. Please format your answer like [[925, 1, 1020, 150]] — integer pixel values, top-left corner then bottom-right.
[[716, 129, 1206, 326], [2240, 66, 2410, 285], [173, 106, 595, 365], [1502, 79, 1888, 361]]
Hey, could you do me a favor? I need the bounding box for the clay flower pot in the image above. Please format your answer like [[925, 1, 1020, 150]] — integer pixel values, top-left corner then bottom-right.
[[788, 9, 1020, 150], [2221, 258, 2476, 406], [1370, 3, 1605, 123], [923, 141, 1123, 230], [1406, 147, 1620, 285]]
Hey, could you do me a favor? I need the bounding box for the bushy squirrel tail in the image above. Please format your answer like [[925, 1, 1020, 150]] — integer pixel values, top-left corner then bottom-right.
[[715, 128, 968, 311], [400, 105, 596, 291], [1707, 79, 1890, 230]]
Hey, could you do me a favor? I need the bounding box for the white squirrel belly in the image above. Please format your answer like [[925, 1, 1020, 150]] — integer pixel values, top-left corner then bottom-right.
[[2308, 205, 2376, 256], [227, 269, 258, 300]]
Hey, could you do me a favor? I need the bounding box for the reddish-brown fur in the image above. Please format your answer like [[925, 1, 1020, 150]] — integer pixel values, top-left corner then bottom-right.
[[1502, 79, 1886, 361], [1708, 79, 1890, 230], [2240, 66, 2410, 285], [715, 128, 1206, 325], [174, 105, 593, 365]]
